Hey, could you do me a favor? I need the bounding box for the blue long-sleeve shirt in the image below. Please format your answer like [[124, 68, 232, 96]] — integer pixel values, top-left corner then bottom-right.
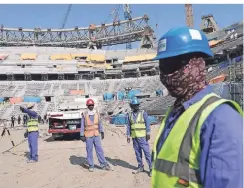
[[80, 113, 103, 136], [156, 86, 243, 188], [126, 111, 151, 137], [22, 108, 38, 118]]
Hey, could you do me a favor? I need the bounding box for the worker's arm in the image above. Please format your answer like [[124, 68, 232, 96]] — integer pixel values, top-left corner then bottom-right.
[[143, 111, 151, 135], [21, 108, 37, 118], [80, 115, 85, 137], [126, 113, 131, 138], [200, 104, 243, 188]]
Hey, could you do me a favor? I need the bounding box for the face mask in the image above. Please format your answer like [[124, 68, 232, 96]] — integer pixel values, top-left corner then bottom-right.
[[131, 105, 139, 112], [88, 105, 94, 111], [160, 57, 207, 105]]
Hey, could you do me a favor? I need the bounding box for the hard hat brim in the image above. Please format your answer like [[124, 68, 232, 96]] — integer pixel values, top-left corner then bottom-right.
[[154, 46, 214, 60]]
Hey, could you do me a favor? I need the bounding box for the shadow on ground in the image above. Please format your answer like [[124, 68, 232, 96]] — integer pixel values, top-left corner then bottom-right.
[[45, 133, 80, 142], [69, 155, 101, 169], [105, 157, 137, 170], [24, 151, 30, 159]]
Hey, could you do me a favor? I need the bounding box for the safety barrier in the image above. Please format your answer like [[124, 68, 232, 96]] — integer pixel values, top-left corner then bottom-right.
[[23, 96, 41, 103], [110, 114, 158, 125], [127, 89, 141, 99], [103, 93, 114, 101], [117, 91, 125, 100], [9, 97, 23, 104], [69, 90, 85, 95]]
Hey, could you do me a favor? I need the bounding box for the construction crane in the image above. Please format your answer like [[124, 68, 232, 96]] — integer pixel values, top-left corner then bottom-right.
[[123, 4, 132, 49], [61, 4, 72, 29], [111, 5, 121, 23], [185, 4, 194, 27]]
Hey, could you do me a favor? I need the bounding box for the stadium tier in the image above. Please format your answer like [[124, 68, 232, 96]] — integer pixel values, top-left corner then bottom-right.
[[0, 21, 243, 120]]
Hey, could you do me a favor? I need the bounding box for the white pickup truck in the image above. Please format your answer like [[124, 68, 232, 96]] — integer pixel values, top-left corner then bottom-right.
[[47, 97, 99, 138]]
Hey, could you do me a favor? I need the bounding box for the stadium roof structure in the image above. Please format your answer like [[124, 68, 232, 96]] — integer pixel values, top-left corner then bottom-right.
[[0, 15, 155, 49]]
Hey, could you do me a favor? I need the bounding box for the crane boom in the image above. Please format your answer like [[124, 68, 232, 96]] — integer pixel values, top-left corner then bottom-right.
[[123, 4, 132, 49], [185, 4, 194, 27], [61, 4, 72, 29]]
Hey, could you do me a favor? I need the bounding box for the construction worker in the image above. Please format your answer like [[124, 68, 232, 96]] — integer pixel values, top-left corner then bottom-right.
[[11, 115, 15, 128], [80, 99, 112, 172], [18, 115, 21, 125], [127, 97, 152, 176], [151, 27, 243, 188], [23, 114, 27, 127], [20, 103, 39, 163]]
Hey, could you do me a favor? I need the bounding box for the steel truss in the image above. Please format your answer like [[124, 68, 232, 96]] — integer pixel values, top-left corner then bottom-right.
[[0, 15, 155, 49], [227, 46, 243, 109]]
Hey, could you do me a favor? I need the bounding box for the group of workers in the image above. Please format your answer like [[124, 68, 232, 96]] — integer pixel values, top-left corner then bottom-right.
[[11, 114, 28, 127], [19, 27, 243, 188]]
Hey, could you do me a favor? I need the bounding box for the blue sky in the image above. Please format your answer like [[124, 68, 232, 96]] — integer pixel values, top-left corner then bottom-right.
[[0, 4, 242, 49]]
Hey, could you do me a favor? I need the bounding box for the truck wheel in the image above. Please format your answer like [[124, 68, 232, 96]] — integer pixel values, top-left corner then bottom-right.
[[52, 133, 59, 140]]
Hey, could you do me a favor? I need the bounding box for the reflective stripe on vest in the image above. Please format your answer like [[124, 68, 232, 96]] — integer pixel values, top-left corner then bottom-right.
[[152, 93, 243, 188], [130, 111, 146, 138], [84, 112, 100, 137], [27, 116, 38, 132]]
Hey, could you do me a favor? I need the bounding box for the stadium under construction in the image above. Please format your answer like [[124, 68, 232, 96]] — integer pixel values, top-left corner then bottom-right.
[[0, 5, 243, 121], [0, 4, 243, 188]]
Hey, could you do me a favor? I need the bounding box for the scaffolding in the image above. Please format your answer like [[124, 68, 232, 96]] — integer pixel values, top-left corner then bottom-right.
[[228, 61, 243, 109], [226, 44, 243, 108]]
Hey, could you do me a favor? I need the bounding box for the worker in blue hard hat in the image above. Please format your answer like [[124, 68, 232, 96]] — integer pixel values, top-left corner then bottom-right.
[[126, 97, 152, 176], [151, 27, 243, 188]]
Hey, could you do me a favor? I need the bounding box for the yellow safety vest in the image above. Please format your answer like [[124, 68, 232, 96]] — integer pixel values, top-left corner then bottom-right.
[[27, 116, 39, 132], [130, 111, 146, 138], [151, 93, 243, 188]]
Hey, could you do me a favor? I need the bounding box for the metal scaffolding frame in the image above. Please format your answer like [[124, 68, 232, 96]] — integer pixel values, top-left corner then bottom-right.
[[0, 15, 155, 49], [226, 46, 243, 109], [200, 14, 219, 34]]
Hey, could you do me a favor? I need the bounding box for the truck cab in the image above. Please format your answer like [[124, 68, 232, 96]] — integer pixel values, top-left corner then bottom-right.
[[47, 97, 99, 139]]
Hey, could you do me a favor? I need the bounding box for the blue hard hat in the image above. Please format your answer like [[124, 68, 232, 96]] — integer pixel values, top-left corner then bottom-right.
[[154, 26, 214, 60], [130, 97, 140, 105]]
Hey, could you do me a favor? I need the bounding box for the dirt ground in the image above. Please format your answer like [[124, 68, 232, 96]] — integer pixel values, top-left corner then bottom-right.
[[0, 123, 160, 188]]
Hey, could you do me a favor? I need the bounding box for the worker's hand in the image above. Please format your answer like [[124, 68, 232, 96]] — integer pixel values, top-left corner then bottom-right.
[[146, 134, 150, 141], [127, 137, 130, 144], [20, 106, 24, 112], [80, 136, 86, 142], [24, 131, 28, 138], [101, 132, 104, 140]]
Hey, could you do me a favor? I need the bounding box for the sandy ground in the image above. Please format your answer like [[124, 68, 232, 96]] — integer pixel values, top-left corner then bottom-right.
[[0, 123, 160, 188]]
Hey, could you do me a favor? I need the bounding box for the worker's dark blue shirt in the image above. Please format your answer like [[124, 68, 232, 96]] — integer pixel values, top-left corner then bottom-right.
[[156, 86, 243, 188], [22, 108, 38, 119]]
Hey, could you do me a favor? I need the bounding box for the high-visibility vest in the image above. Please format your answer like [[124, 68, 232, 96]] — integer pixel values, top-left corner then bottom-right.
[[27, 115, 39, 132], [84, 112, 100, 137], [151, 93, 243, 188], [129, 111, 146, 138]]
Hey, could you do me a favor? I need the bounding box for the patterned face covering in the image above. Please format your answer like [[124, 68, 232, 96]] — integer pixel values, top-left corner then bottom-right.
[[160, 57, 207, 105], [130, 104, 140, 112]]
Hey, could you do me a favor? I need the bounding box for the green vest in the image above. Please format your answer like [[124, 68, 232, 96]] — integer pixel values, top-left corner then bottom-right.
[[151, 93, 243, 188], [130, 111, 146, 138], [27, 116, 39, 132]]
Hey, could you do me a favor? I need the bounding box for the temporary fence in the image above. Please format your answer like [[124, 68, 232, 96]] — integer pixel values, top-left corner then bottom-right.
[[110, 114, 158, 126], [23, 97, 41, 103], [103, 93, 114, 101]]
